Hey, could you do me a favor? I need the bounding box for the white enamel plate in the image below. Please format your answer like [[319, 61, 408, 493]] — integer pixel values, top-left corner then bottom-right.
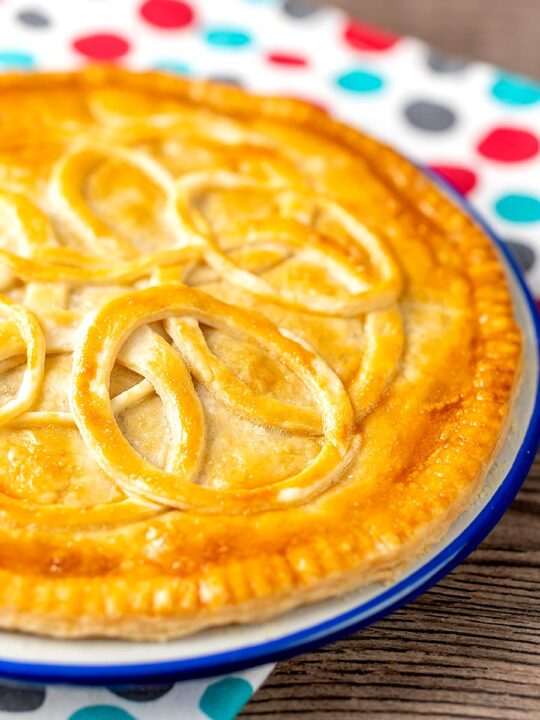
[[0, 179, 538, 685]]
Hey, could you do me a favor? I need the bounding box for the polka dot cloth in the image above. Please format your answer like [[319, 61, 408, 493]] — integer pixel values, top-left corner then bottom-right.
[[139, 0, 195, 29], [0, 666, 270, 719], [0, 0, 538, 716]]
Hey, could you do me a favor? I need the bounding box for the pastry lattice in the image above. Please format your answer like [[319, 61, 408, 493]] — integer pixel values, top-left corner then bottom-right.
[[0, 119, 402, 521]]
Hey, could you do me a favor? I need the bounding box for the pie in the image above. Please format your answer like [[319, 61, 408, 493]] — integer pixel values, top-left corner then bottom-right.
[[0, 68, 521, 640]]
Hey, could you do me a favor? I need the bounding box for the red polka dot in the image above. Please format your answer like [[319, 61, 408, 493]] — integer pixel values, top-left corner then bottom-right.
[[477, 127, 539, 163], [139, 0, 194, 29], [266, 52, 308, 67], [343, 20, 399, 52], [72, 33, 130, 61], [429, 165, 478, 196]]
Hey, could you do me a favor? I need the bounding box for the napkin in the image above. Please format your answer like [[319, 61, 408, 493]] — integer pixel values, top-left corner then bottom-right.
[[0, 665, 271, 719], [0, 0, 538, 718]]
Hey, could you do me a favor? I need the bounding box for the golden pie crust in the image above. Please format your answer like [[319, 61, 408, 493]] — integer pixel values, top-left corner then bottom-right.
[[0, 68, 521, 640]]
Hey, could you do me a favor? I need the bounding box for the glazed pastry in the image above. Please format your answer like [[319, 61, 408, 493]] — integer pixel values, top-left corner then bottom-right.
[[0, 68, 520, 639]]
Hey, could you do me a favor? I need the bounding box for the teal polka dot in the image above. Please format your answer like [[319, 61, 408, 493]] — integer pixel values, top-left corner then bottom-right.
[[335, 69, 384, 94], [68, 706, 137, 720], [495, 194, 540, 223], [199, 677, 253, 720], [492, 73, 540, 106], [204, 28, 252, 49], [0, 51, 35, 69], [153, 61, 190, 75]]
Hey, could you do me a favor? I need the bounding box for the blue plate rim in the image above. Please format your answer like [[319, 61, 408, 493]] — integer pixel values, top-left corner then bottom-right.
[[0, 172, 539, 686]]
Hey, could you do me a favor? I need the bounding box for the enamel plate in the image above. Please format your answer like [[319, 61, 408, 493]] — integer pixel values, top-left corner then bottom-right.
[[0, 177, 538, 685]]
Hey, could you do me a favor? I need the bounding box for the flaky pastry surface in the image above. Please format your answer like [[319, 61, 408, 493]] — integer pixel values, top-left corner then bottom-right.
[[0, 68, 521, 639]]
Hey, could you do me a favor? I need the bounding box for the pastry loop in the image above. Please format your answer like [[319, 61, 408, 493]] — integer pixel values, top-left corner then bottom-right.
[[71, 285, 356, 514], [171, 171, 402, 317], [165, 316, 322, 436], [0, 296, 46, 426], [0, 188, 201, 285], [49, 144, 175, 260]]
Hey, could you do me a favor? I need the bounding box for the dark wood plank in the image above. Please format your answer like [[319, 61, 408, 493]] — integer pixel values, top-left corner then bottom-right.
[[242, 457, 540, 719]]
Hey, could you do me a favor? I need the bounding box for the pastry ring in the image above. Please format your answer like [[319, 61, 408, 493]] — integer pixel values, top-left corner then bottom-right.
[[71, 284, 356, 514]]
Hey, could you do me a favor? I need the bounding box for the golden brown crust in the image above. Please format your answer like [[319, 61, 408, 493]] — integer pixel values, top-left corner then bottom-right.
[[0, 67, 521, 639]]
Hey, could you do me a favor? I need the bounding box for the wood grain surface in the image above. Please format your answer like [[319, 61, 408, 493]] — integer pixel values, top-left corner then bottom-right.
[[242, 2, 540, 717]]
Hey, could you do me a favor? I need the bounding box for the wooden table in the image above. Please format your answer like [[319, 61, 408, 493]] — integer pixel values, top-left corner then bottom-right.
[[243, 2, 540, 717]]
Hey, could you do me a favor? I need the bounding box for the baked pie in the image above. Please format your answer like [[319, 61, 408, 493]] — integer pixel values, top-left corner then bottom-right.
[[0, 68, 520, 639]]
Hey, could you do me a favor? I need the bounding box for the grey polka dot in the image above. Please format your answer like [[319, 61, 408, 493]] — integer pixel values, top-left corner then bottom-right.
[[16, 9, 51, 28], [505, 240, 535, 272], [207, 75, 243, 87], [404, 100, 457, 132], [109, 683, 174, 702], [427, 50, 469, 73], [0, 682, 46, 712], [282, 1, 319, 18]]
